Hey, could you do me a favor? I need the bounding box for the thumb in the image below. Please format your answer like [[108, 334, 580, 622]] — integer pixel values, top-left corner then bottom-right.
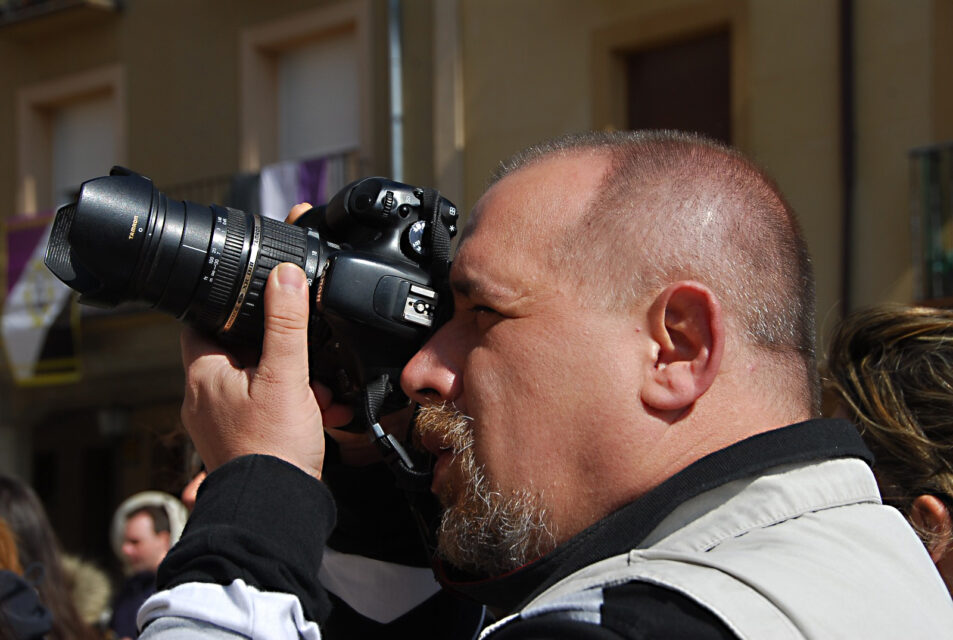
[[257, 263, 310, 384]]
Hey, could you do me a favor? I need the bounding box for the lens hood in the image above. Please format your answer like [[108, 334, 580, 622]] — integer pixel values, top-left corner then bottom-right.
[[45, 168, 157, 307]]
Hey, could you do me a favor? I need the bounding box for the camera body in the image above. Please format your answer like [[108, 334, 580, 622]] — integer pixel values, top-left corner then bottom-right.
[[44, 167, 458, 411]]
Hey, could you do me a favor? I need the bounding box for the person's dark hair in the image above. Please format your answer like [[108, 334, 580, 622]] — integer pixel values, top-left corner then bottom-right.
[[825, 304, 953, 549], [0, 475, 97, 640], [492, 130, 818, 411], [127, 505, 170, 535], [0, 519, 21, 575]]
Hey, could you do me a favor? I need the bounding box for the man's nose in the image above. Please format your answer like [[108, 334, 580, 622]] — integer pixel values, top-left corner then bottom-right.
[[401, 329, 462, 404]]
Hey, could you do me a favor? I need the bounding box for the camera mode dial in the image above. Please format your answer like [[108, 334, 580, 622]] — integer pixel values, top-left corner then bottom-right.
[[403, 220, 429, 259]]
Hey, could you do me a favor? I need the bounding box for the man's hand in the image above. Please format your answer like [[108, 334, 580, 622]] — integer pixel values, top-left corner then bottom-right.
[[180, 262, 350, 479]]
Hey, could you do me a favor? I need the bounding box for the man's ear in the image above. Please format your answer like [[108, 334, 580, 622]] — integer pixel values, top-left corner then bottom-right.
[[641, 281, 724, 413], [910, 495, 953, 563]]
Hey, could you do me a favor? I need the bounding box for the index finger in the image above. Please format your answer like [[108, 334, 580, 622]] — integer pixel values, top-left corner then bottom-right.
[[286, 202, 313, 225]]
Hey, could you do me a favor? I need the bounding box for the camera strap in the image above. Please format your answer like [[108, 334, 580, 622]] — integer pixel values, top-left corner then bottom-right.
[[358, 375, 440, 556], [355, 187, 457, 557], [360, 374, 433, 493], [420, 188, 454, 327], [357, 187, 453, 487]]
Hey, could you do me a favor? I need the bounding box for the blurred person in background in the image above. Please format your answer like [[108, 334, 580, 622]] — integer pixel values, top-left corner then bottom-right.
[[826, 304, 953, 594], [0, 518, 21, 574], [61, 553, 112, 631], [109, 492, 187, 640], [0, 475, 98, 639], [0, 517, 52, 640]]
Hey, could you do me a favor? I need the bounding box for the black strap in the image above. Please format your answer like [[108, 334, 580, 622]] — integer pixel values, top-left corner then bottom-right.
[[420, 188, 454, 328], [359, 375, 433, 494], [351, 189, 455, 557]]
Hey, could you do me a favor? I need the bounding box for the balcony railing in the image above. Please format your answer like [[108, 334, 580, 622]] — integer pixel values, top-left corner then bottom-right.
[[0, 0, 119, 34], [163, 149, 363, 215], [911, 142, 953, 305]]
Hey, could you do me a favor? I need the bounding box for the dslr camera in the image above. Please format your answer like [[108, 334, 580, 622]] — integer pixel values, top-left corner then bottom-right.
[[44, 167, 459, 425]]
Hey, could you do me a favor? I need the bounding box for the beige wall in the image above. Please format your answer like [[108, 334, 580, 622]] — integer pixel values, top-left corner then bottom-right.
[[454, 0, 845, 338], [744, 1, 841, 339], [851, 1, 934, 312], [0, 0, 393, 214], [0, 0, 946, 557], [934, 0, 953, 141], [449, 0, 944, 355], [2, 0, 941, 322], [118, 0, 391, 185], [0, 0, 945, 436]]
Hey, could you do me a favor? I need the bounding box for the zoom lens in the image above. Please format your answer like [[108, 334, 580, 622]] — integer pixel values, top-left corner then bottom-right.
[[44, 167, 325, 343]]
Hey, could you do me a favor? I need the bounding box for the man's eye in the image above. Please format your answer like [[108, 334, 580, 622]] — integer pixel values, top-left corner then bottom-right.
[[471, 305, 498, 315]]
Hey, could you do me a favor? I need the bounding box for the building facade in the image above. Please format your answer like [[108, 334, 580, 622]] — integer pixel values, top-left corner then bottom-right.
[[0, 0, 949, 566]]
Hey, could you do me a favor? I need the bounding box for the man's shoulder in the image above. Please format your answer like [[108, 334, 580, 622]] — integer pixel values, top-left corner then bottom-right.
[[486, 581, 736, 639]]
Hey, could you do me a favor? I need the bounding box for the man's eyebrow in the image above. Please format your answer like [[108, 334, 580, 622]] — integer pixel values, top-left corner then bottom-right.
[[451, 274, 519, 306], [450, 275, 476, 297]]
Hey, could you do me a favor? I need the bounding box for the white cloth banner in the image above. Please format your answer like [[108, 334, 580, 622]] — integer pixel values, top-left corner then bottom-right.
[[260, 160, 300, 221], [2, 221, 73, 383], [258, 152, 352, 221]]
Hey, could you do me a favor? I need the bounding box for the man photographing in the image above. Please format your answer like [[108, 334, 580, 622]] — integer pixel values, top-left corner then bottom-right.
[[139, 131, 953, 638]]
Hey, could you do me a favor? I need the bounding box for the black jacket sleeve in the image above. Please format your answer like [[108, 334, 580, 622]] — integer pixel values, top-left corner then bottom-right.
[[156, 454, 336, 624]]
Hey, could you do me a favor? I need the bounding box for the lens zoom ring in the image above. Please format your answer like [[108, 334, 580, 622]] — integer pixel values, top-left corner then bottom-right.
[[227, 216, 310, 342]]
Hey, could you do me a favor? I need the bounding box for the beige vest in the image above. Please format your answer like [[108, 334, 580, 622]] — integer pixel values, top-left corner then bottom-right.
[[483, 458, 953, 639]]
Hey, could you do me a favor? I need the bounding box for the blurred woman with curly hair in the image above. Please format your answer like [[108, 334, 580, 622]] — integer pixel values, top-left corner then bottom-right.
[[826, 304, 953, 593]]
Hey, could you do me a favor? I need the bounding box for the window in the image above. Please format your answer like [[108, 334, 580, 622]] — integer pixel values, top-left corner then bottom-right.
[[16, 64, 124, 216], [277, 33, 360, 161], [591, 4, 742, 147], [240, 2, 372, 172], [50, 92, 117, 207], [626, 29, 731, 144], [910, 142, 953, 303]]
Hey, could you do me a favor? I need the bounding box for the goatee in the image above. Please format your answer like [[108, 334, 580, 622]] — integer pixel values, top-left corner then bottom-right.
[[414, 403, 557, 576]]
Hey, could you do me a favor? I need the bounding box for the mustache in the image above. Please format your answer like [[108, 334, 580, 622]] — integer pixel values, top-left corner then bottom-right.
[[413, 403, 474, 457]]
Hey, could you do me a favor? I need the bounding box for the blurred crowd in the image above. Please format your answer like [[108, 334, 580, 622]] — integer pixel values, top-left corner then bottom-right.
[[0, 468, 193, 639]]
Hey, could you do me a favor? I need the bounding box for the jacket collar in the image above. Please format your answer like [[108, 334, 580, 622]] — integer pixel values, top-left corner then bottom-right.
[[437, 418, 872, 613]]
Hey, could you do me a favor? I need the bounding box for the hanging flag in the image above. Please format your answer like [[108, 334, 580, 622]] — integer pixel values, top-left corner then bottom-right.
[[260, 160, 299, 221], [259, 152, 352, 220], [298, 156, 328, 209], [1, 213, 80, 385]]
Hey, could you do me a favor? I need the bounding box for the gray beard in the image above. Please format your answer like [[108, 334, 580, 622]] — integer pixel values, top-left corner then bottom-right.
[[414, 404, 557, 576]]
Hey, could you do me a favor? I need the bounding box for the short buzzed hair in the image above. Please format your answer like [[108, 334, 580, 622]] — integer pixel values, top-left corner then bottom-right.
[[492, 130, 818, 411], [128, 505, 170, 535]]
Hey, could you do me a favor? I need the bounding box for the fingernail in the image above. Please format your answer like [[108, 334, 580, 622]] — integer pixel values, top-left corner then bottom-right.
[[276, 263, 305, 291]]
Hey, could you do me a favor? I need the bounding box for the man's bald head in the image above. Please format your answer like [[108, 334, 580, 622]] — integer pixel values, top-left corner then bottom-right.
[[491, 130, 818, 412]]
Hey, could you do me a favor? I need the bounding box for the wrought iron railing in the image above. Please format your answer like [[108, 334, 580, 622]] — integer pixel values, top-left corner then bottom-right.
[[910, 142, 953, 303], [0, 0, 119, 28], [163, 149, 363, 214]]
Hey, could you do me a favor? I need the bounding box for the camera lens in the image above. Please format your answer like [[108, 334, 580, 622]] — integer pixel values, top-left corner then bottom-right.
[[44, 167, 324, 343]]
